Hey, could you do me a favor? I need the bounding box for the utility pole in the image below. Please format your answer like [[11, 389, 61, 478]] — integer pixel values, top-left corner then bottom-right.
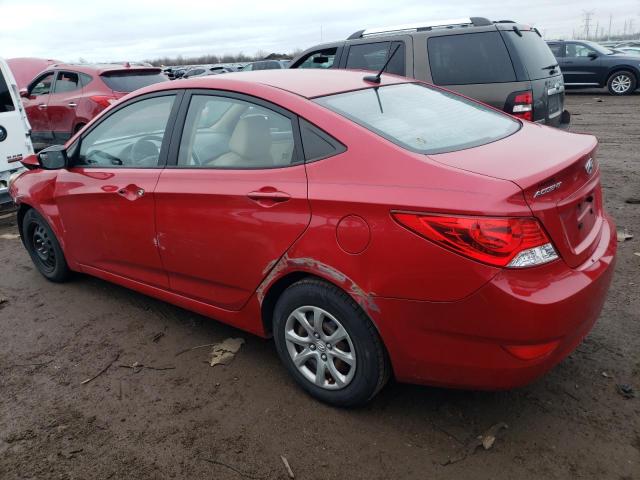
[[582, 10, 595, 39], [608, 14, 613, 40], [595, 21, 600, 40]]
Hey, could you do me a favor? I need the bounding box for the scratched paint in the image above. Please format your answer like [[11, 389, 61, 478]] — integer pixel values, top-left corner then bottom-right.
[[256, 254, 380, 315]]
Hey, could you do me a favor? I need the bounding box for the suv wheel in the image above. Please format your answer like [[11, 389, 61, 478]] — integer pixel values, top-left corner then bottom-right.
[[607, 71, 636, 95], [22, 209, 71, 282], [273, 279, 390, 407]]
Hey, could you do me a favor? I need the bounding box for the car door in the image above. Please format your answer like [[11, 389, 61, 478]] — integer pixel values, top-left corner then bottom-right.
[[54, 91, 182, 287], [561, 42, 602, 85], [46, 71, 82, 142], [154, 91, 310, 310], [23, 71, 55, 144]]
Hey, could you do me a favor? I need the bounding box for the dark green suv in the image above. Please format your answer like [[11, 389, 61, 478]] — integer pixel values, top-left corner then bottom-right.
[[291, 17, 569, 127]]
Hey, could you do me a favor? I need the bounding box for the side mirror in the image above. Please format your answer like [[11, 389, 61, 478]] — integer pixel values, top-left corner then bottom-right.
[[19, 88, 30, 98], [38, 145, 68, 170], [588, 51, 599, 59], [313, 56, 329, 64]]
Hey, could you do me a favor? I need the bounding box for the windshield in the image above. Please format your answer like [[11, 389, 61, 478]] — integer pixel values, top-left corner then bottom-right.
[[502, 30, 559, 80], [100, 71, 167, 92], [314, 83, 520, 155]]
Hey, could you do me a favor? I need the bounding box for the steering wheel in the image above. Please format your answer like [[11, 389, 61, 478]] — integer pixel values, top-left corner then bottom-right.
[[130, 135, 163, 166], [86, 149, 122, 166]]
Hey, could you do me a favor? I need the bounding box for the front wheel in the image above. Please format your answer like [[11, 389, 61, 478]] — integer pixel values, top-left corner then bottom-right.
[[22, 209, 71, 282], [273, 279, 390, 407], [607, 71, 637, 95]]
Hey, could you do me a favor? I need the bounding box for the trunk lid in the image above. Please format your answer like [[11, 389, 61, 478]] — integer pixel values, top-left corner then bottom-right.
[[429, 123, 602, 268]]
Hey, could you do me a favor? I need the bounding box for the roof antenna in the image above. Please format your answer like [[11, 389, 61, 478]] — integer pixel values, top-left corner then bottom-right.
[[363, 43, 401, 84]]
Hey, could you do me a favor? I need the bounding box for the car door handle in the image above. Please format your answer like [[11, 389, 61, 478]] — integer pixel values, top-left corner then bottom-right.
[[68, 102, 77, 108], [247, 187, 291, 206], [37, 104, 47, 110]]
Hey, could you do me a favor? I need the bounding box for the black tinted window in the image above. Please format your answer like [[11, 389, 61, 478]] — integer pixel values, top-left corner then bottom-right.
[[428, 32, 516, 85], [54, 71, 80, 93], [0, 69, 15, 113], [503, 31, 559, 80], [346, 42, 405, 76], [300, 119, 345, 161], [547, 42, 564, 57], [100, 71, 167, 92]]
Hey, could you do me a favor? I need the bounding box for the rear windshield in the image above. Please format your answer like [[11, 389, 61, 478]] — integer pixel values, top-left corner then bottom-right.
[[502, 30, 559, 80], [100, 71, 167, 92], [0, 70, 16, 113], [314, 83, 520, 155], [427, 32, 516, 85]]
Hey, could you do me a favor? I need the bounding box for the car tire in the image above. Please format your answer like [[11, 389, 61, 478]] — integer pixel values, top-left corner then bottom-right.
[[22, 209, 71, 282], [607, 70, 637, 95], [273, 278, 390, 407]]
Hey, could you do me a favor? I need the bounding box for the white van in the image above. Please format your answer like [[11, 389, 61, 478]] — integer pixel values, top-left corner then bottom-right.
[[1, 57, 34, 209]]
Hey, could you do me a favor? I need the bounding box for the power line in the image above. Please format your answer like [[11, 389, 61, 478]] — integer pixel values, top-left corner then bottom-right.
[[582, 10, 595, 39]]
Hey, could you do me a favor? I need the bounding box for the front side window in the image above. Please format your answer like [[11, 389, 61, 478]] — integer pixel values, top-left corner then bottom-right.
[[77, 95, 175, 167], [30, 72, 55, 96], [428, 32, 516, 85], [566, 43, 597, 58], [346, 42, 405, 76], [315, 83, 520, 155], [178, 94, 295, 169], [54, 71, 80, 93], [295, 48, 338, 69], [0, 69, 16, 113]]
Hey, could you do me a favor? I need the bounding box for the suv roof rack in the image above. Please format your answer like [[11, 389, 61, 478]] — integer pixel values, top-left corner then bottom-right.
[[347, 17, 492, 39]]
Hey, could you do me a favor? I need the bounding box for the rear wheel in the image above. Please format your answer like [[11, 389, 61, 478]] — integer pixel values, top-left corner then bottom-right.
[[22, 209, 71, 282], [607, 71, 636, 95], [273, 279, 390, 407]]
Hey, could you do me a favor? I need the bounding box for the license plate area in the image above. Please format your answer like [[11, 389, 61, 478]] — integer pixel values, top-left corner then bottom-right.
[[557, 184, 602, 252], [548, 93, 561, 114]]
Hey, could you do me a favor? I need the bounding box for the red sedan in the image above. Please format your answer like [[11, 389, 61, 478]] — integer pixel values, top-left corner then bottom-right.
[[9, 69, 616, 406]]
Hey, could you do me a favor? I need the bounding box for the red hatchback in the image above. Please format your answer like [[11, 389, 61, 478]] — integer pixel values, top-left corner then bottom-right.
[[19, 63, 167, 149], [9, 70, 616, 406]]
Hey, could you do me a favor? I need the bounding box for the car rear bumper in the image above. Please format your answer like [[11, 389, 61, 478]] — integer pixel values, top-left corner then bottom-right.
[[374, 213, 616, 390]]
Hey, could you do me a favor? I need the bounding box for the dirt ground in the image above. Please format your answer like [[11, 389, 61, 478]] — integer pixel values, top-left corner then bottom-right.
[[1, 90, 639, 480]]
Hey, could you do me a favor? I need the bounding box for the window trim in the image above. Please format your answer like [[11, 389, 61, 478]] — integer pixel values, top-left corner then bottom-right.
[[69, 89, 185, 169], [298, 118, 347, 163], [165, 89, 304, 170]]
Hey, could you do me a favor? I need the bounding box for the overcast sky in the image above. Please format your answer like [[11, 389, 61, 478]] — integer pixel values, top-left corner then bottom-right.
[[2, 0, 639, 62]]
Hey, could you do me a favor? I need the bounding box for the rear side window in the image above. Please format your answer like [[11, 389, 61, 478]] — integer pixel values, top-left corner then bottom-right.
[[100, 71, 167, 92], [502, 31, 559, 80], [54, 71, 80, 93], [428, 32, 516, 85], [547, 42, 564, 57], [300, 119, 346, 162], [0, 70, 16, 113], [294, 48, 338, 69], [346, 42, 405, 76], [314, 83, 520, 155]]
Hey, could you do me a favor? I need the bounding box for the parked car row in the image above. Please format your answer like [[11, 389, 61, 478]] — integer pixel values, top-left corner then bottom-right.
[[6, 16, 617, 406], [546, 39, 640, 95]]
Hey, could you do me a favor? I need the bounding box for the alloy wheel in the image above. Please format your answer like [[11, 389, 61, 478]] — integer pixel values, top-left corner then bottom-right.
[[611, 74, 632, 94], [284, 306, 356, 390]]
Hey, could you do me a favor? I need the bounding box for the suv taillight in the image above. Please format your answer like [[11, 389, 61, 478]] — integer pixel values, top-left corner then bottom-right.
[[90, 95, 117, 109], [392, 212, 558, 268], [507, 90, 533, 121]]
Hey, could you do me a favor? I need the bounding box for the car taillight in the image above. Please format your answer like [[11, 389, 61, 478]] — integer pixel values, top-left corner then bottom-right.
[[90, 95, 117, 108], [392, 212, 558, 268], [510, 91, 533, 121]]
